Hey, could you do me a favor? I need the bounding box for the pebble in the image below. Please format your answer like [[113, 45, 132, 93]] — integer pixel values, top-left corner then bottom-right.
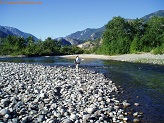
[[122, 100, 131, 107], [123, 117, 128, 121], [0, 62, 142, 122], [87, 107, 95, 114], [0, 108, 9, 116], [37, 115, 45, 122], [70, 113, 77, 121], [133, 118, 140, 123], [134, 103, 140, 106], [133, 112, 139, 117], [1, 98, 10, 107], [62, 119, 72, 123]]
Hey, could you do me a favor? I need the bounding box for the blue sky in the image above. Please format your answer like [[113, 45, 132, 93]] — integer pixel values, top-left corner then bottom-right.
[[1, 0, 164, 40]]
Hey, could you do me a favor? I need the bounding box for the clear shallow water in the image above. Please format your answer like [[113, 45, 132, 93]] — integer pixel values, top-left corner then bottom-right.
[[0, 56, 164, 123]]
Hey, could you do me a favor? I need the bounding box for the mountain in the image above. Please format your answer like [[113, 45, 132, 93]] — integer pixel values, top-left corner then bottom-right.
[[64, 10, 164, 44], [66, 26, 105, 41], [64, 37, 85, 45], [57, 38, 71, 46], [0, 25, 38, 40], [141, 10, 164, 21], [0, 31, 8, 38], [58, 26, 105, 45]]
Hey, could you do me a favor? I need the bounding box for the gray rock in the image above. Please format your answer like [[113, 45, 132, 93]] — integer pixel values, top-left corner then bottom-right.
[[133, 112, 139, 117], [0, 108, 9, 116], [87, 107, 96, 114], [12, 118, 18, 123], [133, 118, 140, 123], [82, 114, 90, 123], [4, 113, 10, 119], [122, 100, 131, 107], [15, 101, 23, 108], [62, 119, 73, 123], [37, 115, 45, 122], [70, 113, 77, 121], [40, 93, 46, 99], [1, 98, 10, 107], [134, 103, 140, 106], [21, 116, 29, 123]]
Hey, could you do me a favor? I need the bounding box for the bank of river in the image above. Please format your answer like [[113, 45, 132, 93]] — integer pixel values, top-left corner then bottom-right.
[[0, 62, 142, 123], [1, 53, 164, 65], [59, 53, 164, 65], [0, 56, 164, 122]]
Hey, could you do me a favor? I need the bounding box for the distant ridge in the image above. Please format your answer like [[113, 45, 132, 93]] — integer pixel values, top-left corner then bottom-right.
[[1, 10, 163, 44], [62, 10, 164, 44], [141, 10, 164, 21], [0, 25, 38, 40], [66, 26, 105, 41]]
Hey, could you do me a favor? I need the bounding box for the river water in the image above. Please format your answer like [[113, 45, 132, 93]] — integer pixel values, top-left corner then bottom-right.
[[0, 56, 164, 123]]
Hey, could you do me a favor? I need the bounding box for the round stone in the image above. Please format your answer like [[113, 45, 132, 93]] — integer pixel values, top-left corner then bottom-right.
[[134, 103, 140, 106], [62, 119, 72, 123], [87, 108, 94, 114], [70, 113, 77, 121], [133, 112, 139, 117], [133, 118, 140, 123], [123, 117, 128, 121], [0, 109, 9, 116]]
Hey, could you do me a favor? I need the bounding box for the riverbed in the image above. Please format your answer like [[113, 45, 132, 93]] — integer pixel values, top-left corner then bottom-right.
[[0, 56, 164, 123]]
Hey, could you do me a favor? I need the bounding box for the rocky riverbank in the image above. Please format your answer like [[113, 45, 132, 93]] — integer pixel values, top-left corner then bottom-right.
[[59, 53, 164, 65], [0, 62, 142, 123]]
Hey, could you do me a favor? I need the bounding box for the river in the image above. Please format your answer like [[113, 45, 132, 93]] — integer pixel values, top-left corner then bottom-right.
[[0, 56, 164, 123]]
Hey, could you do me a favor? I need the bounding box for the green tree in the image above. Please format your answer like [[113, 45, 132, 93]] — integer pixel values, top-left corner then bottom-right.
[[140, 16, 164, 52], [34, 39, 44, 56], [99, 16, 132, 55], [42, 37, 61, 55], [24, 36, 37, 56], [130, 36, 139, 53], [129, 18, 145, 37]]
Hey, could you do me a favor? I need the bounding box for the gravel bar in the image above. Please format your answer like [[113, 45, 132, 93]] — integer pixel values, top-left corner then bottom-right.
[[0, 62, 142, 123]]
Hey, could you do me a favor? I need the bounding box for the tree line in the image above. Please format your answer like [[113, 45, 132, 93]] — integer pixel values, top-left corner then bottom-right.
[[97, 16, 164, 55], [0, 36, 83, 56]]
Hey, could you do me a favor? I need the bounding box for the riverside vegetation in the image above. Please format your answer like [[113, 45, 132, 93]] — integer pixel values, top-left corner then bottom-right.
[[0, 36, 83, 56], [0, 16, 164, 56], [96, 16, 164, 55]]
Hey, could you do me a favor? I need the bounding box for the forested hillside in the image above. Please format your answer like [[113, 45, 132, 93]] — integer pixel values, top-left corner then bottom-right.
[[97, 16, 164, 55]]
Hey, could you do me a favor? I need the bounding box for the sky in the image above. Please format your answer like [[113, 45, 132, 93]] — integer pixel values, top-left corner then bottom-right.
[[1, 0, 164, 40]]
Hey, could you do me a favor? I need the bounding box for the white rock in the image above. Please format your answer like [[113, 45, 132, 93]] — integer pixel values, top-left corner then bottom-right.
[[87, 107, 94, 114], [0, 109, 9, 116], [133, 112, 139, 117], [133, 118, 140, 123], [40, 93, 45, 98], [70, 113, 77, 121], [134, 103, 140, 106], [123, 117, 128, 121]]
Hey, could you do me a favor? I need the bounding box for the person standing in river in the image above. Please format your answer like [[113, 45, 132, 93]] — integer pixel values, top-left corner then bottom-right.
[[74, 55, 81, 72]]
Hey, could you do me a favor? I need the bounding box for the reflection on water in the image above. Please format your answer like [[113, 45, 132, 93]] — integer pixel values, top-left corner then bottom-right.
[[0, 56, 164, 122], [102, 60, 164, 123]]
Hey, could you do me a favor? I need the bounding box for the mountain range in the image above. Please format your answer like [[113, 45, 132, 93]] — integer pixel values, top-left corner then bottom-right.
[[0, 25, 38, 40], [0, 10, 164, 45]]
